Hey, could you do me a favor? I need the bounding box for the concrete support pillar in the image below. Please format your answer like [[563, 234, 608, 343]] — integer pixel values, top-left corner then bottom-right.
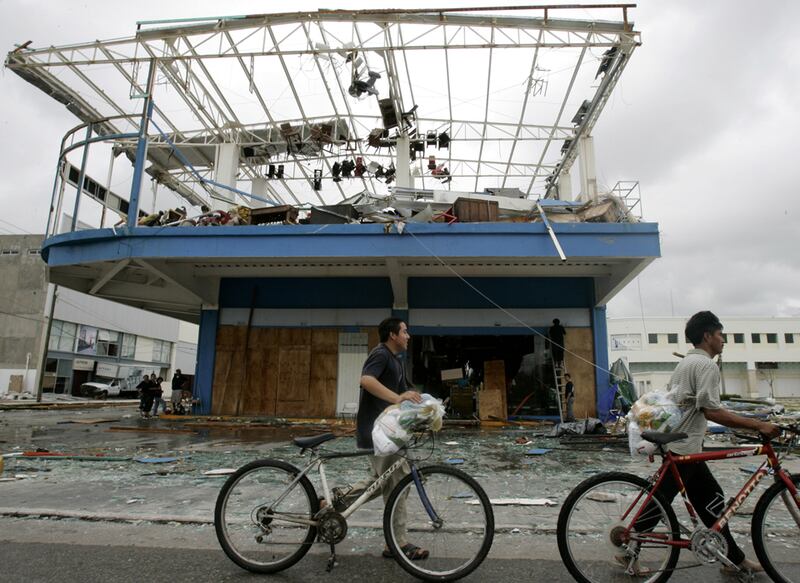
[[214, 143, 239, 204], [558, 173, 573, 201], [578, 136, 598, 202], [193, 307, 219, 415], [395, 135, 414, 189]]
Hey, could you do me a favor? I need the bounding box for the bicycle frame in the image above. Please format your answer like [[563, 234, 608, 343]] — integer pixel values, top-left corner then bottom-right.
[[623, 441, 800, 549], [263, 447, 440, 528]]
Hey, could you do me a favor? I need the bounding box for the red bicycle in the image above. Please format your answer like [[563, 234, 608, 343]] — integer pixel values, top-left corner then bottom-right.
[[557, 424, 800, 583]]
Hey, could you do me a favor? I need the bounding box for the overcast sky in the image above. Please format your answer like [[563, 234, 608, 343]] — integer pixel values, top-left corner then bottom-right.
[[1, 1, 798, 320]]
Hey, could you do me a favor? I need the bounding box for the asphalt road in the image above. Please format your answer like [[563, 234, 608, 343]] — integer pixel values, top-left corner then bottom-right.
[[0, 541, 752, 583]]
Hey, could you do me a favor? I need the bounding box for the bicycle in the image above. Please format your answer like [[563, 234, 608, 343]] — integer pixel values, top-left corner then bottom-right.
[[214, 431, 494, 581], [557, 424, 800, 583]]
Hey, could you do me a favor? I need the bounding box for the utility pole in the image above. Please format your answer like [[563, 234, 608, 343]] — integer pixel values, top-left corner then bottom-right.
[[35, 284, 58, 402]]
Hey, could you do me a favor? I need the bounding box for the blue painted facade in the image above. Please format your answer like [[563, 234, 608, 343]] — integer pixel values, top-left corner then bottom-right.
[[42, 222, 660, 265], [41, 220, 660, 417]]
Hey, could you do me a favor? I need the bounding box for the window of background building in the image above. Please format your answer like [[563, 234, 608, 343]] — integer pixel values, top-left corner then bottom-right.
[[667, 333, 678, 344], [786, 333, 795, 344], [152, 339, 172, 363], [752, 333, 761, 344], [76, 325, 98, 355], [648, 333, 658, 344], [721, 333, 728, 343], [734, 333, 744, 344], [96, 330, 120, 356], [766, 333, 778, 344], [121, 334, 136, 359], [48, 320, 77, 352]]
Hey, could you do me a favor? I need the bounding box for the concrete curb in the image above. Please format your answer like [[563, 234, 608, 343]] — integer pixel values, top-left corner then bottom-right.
[[0, 507, 553, 533]]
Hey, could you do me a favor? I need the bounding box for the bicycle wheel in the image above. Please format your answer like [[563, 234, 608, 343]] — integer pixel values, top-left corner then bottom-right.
[[383, 464, 494, 582], [557, 472, 680, 583], [752, 473, 800, 583], [214, 459, 319, 574]]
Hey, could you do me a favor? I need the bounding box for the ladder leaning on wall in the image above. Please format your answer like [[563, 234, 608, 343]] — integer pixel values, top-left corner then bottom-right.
[[551, 356, 566, 423]]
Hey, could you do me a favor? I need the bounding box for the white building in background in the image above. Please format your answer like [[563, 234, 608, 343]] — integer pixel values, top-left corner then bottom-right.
[[0, 234, 197, 397], [608, 317, 800, 399]]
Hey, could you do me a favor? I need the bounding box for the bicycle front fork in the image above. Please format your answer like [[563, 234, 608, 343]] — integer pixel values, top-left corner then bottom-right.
[[411, 466, 443, 528]]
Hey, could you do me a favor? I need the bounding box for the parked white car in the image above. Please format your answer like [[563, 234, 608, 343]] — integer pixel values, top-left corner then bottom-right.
[[81, 379, 135, 399]]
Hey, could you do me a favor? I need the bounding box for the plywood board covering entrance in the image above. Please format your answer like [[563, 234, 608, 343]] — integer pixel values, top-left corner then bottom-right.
[[563, 327, 597, 418], [212, 326, 339, 418]]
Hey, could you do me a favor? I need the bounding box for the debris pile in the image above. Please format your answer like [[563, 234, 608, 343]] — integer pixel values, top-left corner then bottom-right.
[[133, 189, 639, 230]]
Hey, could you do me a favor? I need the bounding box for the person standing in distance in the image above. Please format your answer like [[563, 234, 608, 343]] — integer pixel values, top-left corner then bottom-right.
[[564, 373, 575, 421], [354, 317, 429, 561], [548, 318, 566, 366]]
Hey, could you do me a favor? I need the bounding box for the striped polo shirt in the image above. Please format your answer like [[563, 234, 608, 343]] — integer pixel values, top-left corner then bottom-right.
[[667, 348, 723, 455]]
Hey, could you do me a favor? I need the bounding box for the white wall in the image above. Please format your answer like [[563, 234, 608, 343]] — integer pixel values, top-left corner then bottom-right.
[[0, 368, 37, 396]]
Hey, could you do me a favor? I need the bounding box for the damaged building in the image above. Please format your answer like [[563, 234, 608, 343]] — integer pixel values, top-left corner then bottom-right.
[[5, 6, 659, 420]]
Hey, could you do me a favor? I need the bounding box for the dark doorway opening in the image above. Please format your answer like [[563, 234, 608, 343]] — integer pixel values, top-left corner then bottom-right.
[[410, 334, 559, 418]]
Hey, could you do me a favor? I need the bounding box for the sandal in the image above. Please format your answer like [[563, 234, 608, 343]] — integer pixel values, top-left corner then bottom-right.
[[383, 544, 430, 560]]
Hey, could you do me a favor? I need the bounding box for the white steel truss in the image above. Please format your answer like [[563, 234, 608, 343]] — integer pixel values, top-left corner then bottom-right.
[[5, 5, 639, 210]]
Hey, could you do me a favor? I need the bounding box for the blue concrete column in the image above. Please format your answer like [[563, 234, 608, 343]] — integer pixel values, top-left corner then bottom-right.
[[592, 305, 610, 418], [193, 308, 219, 415]]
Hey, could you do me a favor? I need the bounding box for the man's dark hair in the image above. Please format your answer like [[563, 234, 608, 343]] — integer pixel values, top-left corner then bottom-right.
[[176, 369, 181, 375], [553, 318, 560, 325], [685, 311, 723, 345], [564, 373, 571, 379], [379, 317, 405, 343]]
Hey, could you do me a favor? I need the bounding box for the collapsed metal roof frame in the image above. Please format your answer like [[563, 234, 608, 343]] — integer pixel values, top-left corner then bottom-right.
[[5, 4, 640, 218]]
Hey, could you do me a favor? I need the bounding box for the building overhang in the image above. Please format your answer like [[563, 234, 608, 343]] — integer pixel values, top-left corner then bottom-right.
[[41, 222, 660, 323]]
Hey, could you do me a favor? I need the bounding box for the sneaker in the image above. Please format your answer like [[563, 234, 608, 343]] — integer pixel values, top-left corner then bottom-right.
[[720, 558, 764, 575]]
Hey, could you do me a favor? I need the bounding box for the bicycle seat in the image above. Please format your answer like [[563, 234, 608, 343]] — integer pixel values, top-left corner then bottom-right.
[[293, 433, 336, 449], [641, 431, 688, 445]]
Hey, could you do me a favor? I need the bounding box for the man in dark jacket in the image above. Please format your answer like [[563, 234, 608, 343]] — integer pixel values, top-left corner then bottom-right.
[[136, 375, 152, 418]]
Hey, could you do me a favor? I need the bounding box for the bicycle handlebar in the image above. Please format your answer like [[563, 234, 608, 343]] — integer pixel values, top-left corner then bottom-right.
[[731, 424, 799, 444]]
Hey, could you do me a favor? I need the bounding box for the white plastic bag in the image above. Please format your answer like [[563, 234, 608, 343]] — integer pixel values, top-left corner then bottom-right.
[[372, 394, 445, 456], [627, 390, 684, 456]]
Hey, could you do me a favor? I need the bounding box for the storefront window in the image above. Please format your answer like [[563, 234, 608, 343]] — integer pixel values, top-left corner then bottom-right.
[[43, 357, 73, 394]]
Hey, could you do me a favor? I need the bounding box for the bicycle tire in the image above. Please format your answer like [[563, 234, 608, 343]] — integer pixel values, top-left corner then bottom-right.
[[383, 464, 494, 582], [557, 471, 680, 583], [214, 459, 319, 574], [752, 473, 800, 583]]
